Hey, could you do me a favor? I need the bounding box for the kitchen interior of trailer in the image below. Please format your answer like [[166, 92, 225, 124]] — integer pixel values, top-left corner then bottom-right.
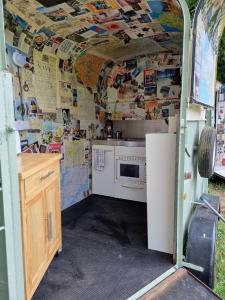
[[3, 0, 184, 299]]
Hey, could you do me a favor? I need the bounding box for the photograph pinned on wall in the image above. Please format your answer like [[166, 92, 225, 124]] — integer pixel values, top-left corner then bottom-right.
[[75, 27, 97, 39], [29, 141, 40, 153], [120, 8, 137, 22], [145, 100, 160, 120], [138, 13, 152, 23], [43, 35, 64, 55], [20, 139, 29, 152], [157, 68, 181, 84], [144, 85, 157, 98], [89, 25, 108, 35], [57, 39, 76, 60], [38, 3, 74, 22], [28, 97, 39, 114], [144, 69, 156, 86], [157, 83, 170, 99], [125, 58, 137, 70], [104, 21, 129, 31], [72, 89, 78, 107], [62, 108, 71, 125], [157, 53, 172, 67], [39, 144, 47, 153], [14, 99, 29, 120], [85, 0, 120, 13], [161, 106, 170, 119], [156, 80, 181, 100], [113, 30, 131, 44], [148, 0, 179, 21], [66, 0, 90, 16], [92, 10, 122, 24], [113, 74, 125, 89], [59, 58, 73, 73], [153, 32, 171, 43], [131, 67, 141, 78], [49, 143, 62, 153], [33, 33, 48, 52], [169, 85, 181, 99], [124, 25, 154, 39]]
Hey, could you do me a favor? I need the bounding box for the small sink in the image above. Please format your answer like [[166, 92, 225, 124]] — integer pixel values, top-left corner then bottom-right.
[[106, 138, 124, 141]]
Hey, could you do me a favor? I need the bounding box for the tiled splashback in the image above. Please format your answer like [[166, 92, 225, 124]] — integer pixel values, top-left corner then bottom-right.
[[113, 120, 168, 138]]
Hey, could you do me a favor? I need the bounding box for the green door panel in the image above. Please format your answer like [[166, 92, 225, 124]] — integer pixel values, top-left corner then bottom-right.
[[0, 64, 25, 300]]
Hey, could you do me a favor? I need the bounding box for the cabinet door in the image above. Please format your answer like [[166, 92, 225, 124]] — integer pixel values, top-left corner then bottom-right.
[[92, 145, 115, 197], [25, 192, 47, 296], [45, 179, 61, 256]]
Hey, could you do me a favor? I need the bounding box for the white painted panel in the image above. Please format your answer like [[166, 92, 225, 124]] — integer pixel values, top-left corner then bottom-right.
[[115, 146, 146, 157], [92, 145, 115, 197], [146, 134, 176, 254]]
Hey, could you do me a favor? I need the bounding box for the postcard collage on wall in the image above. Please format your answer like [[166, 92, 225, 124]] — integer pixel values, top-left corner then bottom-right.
[[4, 0, 183, 208]]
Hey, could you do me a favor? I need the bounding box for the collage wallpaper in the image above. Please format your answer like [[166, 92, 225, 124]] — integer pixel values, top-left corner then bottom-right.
[[3, 0, 183, 209]]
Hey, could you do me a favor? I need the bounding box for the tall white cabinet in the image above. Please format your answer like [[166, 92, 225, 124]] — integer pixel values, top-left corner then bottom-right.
[[146, 134, 176, 254]]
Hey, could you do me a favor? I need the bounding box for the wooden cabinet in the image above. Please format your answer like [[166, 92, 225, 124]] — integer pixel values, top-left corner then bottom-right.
[[18, 154, 62, 300]]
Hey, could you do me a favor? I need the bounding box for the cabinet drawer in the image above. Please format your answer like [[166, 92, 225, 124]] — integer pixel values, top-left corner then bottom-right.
[[24, 164, 59, 201]]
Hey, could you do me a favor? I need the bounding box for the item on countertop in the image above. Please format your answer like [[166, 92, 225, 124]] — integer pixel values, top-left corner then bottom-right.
[[115, 130, 122, 139], [106, 119, 113, 138]]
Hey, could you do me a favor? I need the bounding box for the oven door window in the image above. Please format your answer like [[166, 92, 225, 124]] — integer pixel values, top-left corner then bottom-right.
[[120, 164, 139, 178]]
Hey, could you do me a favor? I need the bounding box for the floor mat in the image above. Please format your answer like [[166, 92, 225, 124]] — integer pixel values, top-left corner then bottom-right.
[[33, 196, 172, 300]]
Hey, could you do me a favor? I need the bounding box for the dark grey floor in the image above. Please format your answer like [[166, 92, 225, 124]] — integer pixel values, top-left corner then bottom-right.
[[33, 195, 172, 300]]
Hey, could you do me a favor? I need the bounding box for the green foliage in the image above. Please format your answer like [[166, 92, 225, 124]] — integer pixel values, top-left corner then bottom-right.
[[186, 0, 225, 84], [186, 0, 198, 18], [217, 33, 225, 84], [209, 181, 225, 299]]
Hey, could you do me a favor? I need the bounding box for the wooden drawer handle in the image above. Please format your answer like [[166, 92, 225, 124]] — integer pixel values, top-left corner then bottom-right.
[[40, 171, 54, 181]]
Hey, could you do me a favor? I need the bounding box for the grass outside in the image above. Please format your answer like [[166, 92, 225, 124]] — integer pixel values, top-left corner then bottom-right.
[[209, 180, 225, 299]]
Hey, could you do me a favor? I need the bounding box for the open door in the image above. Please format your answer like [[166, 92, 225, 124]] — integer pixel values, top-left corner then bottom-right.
[[0, 1, 24, 299], [182, 0, 225, 230]]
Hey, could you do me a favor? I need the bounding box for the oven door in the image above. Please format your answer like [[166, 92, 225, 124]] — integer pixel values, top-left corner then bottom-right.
[[115, 158, 146, 185]]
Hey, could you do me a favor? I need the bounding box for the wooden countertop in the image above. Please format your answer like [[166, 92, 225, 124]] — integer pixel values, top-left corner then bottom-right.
[[17, 153, 62, 179]]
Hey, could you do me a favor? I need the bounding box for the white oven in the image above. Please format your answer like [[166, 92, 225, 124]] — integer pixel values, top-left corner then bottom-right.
[[115, 146, 146, 202], [115, 155, 146, 188]]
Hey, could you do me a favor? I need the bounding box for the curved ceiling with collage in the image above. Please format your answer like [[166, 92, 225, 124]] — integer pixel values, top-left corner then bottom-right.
[[4, 0, 184, 82]]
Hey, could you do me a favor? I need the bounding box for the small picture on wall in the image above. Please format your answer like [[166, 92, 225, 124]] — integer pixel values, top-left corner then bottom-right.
[[161, 108, 169, 118], [21, 139, 29, 152], [125, 58, 137, 70], [62, 108, 71, 125], [144, 69, 156, 86], [157, 68, 181, 84], [157, 84, 170, 99], [72, 89, 78, 107], [40, 144, 47, 153], [144, 85, 157, 96], [49, 143, 62, 153]]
